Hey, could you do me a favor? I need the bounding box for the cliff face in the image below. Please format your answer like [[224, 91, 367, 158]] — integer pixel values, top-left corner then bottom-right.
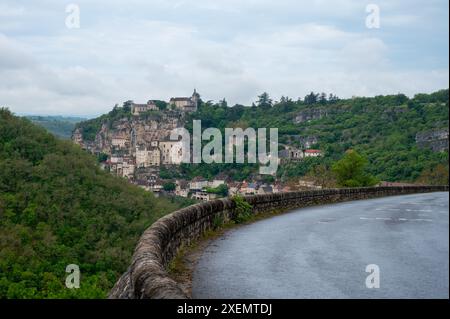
[[416, 128, 449, 152], [73, 110, 185, 156], [294, 108, 329, 123], [293, 105, 348, 124]]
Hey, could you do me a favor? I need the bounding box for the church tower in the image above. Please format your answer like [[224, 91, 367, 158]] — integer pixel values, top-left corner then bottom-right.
[[191, 89, 200, 109]]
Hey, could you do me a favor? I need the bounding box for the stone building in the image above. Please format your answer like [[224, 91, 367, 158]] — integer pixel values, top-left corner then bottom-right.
[[279, 145, 305, 163], [169, 89, 200, 112], [111, 136, 129, 149], [136, 146, 161, 168], [189, 176, 209, 191], [160, 140, 184, 165], [191, 190, 217, 202], [132, 100, 158, 115], [303, 149, 322, 157], [175, 180, 189, 198]]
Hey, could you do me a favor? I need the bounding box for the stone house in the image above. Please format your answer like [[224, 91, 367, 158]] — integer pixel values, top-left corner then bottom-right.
[[135, 146, 161, 168], [303, 149, 322, 157], [209, 179, 226, 188], [160, 140, 184, 165], [189, 176, 209, 191], [169, 89, 200, 112], [121, 158, 135, 179], [175, 180, 189, 198], [191, 190, 217, 202], [111, 136, 129, 149], [132, 100, 158, 115]]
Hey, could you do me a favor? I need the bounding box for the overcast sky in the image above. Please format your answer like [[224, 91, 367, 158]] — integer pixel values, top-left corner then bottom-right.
[[0, 0, 448, 117]]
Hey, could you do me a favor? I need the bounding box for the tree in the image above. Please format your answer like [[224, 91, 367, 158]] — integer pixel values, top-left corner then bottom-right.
[[416, 164, 449, 185], [319, 92, 327, 105], [332, 150, 378, 187], [163, 182, 176, 192], [219, 98, 228, 108], [154, 100, 167, 110], [304, 92, 319, 105], [277, 96, 295, 112], [256, 92, 273, 109], [0, 109, 192, 298], [205, 184, 228, 197], [328, 93, 339, 103], [279, 96, 292, 104], [97, 153, 108, 163], [306, 164, 336, 188]]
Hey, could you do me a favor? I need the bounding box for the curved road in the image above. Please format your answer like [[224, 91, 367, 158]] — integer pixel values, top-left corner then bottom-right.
[[192, 192, 449, 298]]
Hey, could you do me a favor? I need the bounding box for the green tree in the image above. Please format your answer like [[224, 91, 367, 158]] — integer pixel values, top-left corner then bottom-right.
[[256, 92, 273, 109], [205, 184, 228, 197], [332, 150, 378, 187], [304, 91, 319, 104], [306, 164, 336, 188], [163, 182, 176, 192], [417, 164, 449, 185], [231, 195, 252, 223], [0, 108, 192, 298], [219, 98, 228, 108], [319, 92, 327, 105]]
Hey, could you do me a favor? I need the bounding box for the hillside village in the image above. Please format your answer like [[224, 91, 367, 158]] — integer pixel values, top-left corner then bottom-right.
[[72, 89, 449, 201], [72, 90, 324, 200]]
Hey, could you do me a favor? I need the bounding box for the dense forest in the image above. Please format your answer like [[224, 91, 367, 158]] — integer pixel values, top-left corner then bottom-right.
[[26, 116, 86, 140], [185, 90, 448, 182], [76, 89, 449, 183], [0, 109, 191, 298], [1, 89, 448, 298]]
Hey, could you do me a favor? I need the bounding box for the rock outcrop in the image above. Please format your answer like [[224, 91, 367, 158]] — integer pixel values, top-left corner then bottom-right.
[[416, 128, 449, 152]]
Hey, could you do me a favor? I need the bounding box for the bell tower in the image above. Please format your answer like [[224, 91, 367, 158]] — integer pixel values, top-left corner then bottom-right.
[[191, 89, 200, 109]]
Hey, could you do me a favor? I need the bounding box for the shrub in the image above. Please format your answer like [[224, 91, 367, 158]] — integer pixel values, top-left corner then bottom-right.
[[212, 215, 224, 230], [231, 195, 252, 223]]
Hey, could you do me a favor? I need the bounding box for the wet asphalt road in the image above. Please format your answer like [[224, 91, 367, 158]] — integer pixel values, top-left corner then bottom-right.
[[192, 192, 449, 299]]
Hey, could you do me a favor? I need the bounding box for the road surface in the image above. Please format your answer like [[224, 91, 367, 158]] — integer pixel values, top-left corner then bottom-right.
[[192, 192, 449, 298]]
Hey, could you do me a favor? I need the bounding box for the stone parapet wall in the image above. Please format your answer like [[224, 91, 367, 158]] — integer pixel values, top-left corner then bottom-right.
[[109, 185, 448, 299]]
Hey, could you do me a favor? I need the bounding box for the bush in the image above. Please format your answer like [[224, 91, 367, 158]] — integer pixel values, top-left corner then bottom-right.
[[332, 150, 378, 187], [231, 195, 252, 223], [205, 184, 228, 197], [212, 215, 224, 230], [163, 182, 176, 192]]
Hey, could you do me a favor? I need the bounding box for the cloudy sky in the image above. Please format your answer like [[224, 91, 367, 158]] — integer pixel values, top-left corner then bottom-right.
[[0, 0, 448, 117]]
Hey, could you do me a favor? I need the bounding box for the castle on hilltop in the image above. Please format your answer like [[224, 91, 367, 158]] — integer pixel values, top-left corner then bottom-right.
[[127, 100, 158, 115], [169, 89, 200, 112], [124, 89, 201, 116]]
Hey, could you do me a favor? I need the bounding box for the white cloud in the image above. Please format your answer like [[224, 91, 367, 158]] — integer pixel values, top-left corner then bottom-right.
[[0, 0, 448, 116]]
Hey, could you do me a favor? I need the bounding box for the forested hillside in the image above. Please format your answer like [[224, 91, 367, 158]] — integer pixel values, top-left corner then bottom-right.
[[25, 116, 86, 140], [0, 109, 189, 298], [180, 89, 448, 182], [77, 89, 448, 183]]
